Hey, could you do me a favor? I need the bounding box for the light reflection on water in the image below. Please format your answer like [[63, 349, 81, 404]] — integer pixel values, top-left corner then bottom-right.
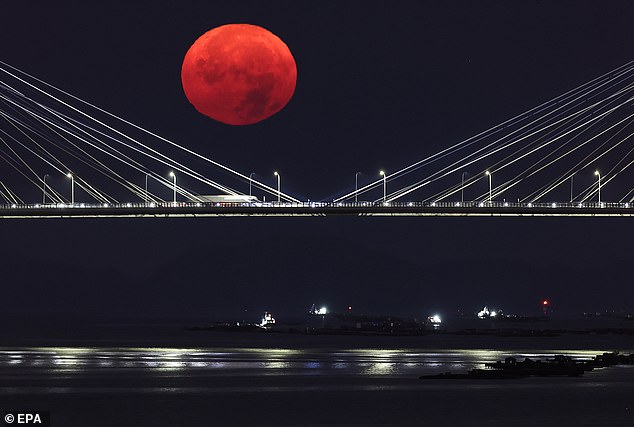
[[364, 362, 396, 375], [0, 347, 630, 398], [0, 347, 607, 376]]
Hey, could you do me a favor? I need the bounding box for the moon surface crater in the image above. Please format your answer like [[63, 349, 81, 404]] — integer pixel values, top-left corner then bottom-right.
[[181, 24, 297, 125]]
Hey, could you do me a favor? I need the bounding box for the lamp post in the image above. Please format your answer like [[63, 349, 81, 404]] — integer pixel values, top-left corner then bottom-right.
[[594, 170, 601, 204], [42, 174, 50, 204], [169, 171, 176, 203], [485, 170, 492, 205], [379, 170, 386, 204], [66, 172, 74, 204], [570, 174, 574, 203], [355, 172, 361, 203], [145, 173, 149, 203], [461, 171, 466, 204], [249, 172, 255, 197], [274, 171, 280, 203]]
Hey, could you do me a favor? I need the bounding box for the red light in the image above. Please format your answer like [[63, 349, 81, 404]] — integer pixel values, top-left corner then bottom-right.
[[542, 300, 549, 305]]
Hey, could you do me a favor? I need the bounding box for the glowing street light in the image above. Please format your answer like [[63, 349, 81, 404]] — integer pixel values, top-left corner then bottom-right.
[[66, 172, 74, 204], [169, 171, 176, 203], [461, 171, 467, 204], [379, 170, 386, 204], [594, 170, 601, 204], [355, 171, 361, 203], [274, 171, 281, 203], [145, 173, 149, 204], [249, 172, 255, 197], [485, 170, 492, 205], [42, 174, 50, 204]]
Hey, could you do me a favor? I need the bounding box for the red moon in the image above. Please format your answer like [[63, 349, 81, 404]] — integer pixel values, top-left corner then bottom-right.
[[181, 24, 297, 125]]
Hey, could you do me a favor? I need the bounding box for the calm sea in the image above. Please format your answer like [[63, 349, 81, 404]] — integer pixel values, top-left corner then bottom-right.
[[1, 342, 634, 426]]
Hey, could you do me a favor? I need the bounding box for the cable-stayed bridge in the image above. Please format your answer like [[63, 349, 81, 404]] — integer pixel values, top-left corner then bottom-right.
[[0, 60, 633, 219], [0, 201, 632, 219]]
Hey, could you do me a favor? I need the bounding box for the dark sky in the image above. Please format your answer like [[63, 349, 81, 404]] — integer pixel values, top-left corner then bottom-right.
[[1, 1, 633, 319]]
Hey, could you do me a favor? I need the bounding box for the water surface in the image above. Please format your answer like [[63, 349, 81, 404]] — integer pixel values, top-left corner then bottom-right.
[[2, 346, 633, 426]]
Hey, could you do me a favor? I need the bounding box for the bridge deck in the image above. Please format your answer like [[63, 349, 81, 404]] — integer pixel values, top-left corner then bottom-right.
[[0, 202, 632, 218]]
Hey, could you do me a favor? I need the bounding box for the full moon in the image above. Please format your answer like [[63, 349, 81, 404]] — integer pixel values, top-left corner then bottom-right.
[[181, 24, 297, 126]]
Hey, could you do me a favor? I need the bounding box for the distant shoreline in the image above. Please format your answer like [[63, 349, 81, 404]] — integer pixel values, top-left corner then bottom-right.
[[2, 315, 634, 350]]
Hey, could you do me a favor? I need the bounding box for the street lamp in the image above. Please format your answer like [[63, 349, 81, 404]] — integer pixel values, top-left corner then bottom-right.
[[594, 170, 601, 204], [379, 170, 386, 204], [570, 174, 574, 203], [485, 170, 492, 205], [355, 172, 361, 203], [42, 174, 50, 204], [461, 171, 467, 204], [145, 173, 149, 204], [169, 171, 176, 203], [274, 171, 280, 203], [66, 172, 74, 204], [249, 172, 256, 197]]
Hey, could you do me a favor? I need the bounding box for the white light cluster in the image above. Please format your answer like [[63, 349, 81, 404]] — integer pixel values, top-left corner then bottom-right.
[[428, 314, 442, 324], [477, 306, 498, 319]]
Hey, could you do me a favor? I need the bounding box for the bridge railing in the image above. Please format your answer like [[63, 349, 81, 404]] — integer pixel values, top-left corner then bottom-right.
[[0, 200, 631, 210]]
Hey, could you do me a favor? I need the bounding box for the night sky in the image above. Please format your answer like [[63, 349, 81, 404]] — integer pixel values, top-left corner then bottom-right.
[[1, 1, 633, 320]]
